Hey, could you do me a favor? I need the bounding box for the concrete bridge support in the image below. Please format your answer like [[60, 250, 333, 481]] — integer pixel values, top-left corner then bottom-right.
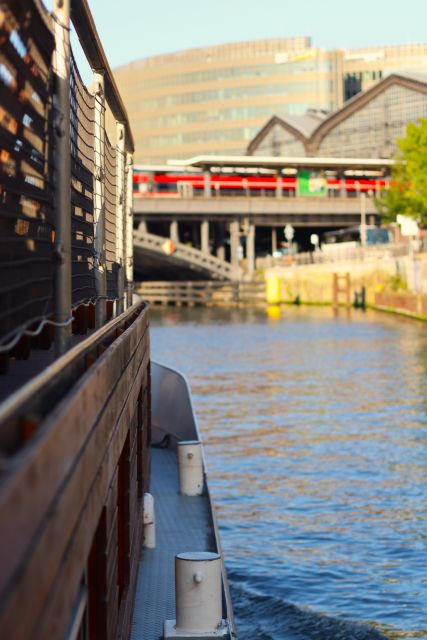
[[216, 245, 225, 261], [204, 168, 211, 198], [272, 228, 277, 254], [170, 220, 179, 244], [230, 220, 240, 273], [246, 221, 256, 277], [201, 220, 210, 254]]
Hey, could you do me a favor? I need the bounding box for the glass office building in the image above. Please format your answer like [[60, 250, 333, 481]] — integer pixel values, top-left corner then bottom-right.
[[113, 39, 427, 164]]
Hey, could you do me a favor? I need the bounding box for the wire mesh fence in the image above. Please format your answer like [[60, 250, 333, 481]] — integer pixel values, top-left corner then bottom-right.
[[0, 0, 134, 356], [105, 132, 119, 300], [70, 53, 97, 307], [0, 0, 55, 349]]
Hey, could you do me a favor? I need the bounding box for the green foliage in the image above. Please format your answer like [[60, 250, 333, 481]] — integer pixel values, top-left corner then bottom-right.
[[388, 273, 407, 292], [376, 118, 427, 225]]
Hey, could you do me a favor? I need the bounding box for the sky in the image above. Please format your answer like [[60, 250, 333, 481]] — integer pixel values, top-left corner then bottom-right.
[[72, 0, 427, 70]]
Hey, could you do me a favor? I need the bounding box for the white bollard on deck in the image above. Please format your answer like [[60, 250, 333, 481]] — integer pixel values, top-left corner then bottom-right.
[[143, 492, 156, 548], [164, 552, 229, 639], [177, 441, 204, 496]]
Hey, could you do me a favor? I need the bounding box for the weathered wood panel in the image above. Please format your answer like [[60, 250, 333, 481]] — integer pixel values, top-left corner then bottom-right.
[[0, 303, 150, 640]]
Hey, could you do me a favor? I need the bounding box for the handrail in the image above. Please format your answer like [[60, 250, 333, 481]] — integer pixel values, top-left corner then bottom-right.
[[0, 301, 146, 455], [70, 0, 135, 153]]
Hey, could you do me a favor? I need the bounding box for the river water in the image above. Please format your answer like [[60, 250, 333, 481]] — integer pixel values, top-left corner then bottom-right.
[[149, 306, 426, 640]]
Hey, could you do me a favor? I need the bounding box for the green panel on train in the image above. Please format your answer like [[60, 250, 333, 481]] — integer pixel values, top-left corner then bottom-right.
[[298, 170, 327, 196]]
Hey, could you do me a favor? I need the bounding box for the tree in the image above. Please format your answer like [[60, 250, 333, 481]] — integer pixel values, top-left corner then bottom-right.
[[376, 117, 427, 225]]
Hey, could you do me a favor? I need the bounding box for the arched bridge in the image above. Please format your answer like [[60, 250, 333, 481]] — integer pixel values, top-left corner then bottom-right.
[[133, 230, 237, 281]]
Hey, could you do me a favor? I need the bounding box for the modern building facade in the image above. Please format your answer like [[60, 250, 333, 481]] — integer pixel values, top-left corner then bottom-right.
[[113, 39, 427, 164], [247, 73, 427, 159]]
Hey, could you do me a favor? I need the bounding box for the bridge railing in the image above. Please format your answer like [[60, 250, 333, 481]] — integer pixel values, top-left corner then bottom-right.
[[134, 229, 238, 280], [0, 0, 134, 361], [265, 241, 424, 268]]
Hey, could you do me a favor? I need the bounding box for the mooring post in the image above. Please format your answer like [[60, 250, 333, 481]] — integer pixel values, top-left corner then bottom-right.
[[177, 441, 204, 496], [164, 552, 229, 639], [332, 273, 338, 310], [346, 272, 351, 308], [175, 552, 222, 633], [143, 493, 156, 548]]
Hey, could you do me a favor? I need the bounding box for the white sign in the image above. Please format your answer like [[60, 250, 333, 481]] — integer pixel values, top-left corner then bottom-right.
[[284, 224, 294, 241], [397, 214, 419, 237], [310, 233, 319, 246]]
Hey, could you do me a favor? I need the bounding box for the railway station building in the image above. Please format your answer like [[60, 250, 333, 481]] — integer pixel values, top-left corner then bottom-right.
[[113, 39, 427, 164], [247, 73, 427, 158]]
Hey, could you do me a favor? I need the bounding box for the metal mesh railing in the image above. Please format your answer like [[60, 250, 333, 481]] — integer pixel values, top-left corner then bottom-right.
[[0, 0, 134, 355], [70, 53, 97, 306], [0, 0, 55, 347], [105, 132, 118, 299]]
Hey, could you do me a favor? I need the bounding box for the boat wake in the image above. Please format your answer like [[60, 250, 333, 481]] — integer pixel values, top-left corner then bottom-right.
[[229, 579, 390, 640]]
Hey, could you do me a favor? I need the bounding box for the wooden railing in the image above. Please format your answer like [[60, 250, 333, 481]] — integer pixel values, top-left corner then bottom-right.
[[136, 280, 266, 306], [0, 301, 150, 639]]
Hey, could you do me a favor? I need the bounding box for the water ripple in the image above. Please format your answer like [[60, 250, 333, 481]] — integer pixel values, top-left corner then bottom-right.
[[150, 307, 427, 639]]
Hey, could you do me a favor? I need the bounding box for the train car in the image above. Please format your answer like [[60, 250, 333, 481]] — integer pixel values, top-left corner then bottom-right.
[[133, 166, 298, 197], [133, 166, 390, 198]]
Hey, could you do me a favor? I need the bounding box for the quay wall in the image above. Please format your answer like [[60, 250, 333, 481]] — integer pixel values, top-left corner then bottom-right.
[[264, 252, 427, 318]]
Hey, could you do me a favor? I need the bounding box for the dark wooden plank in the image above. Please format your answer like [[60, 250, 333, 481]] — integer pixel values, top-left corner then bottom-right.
[[116, 496, 145, 640], [0, 312, 149, 638], [0, 311, 148, 573], [31, 349, 149, 640]]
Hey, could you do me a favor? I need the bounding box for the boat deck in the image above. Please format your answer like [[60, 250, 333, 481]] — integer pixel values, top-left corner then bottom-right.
[[131, 446, 217, 640]]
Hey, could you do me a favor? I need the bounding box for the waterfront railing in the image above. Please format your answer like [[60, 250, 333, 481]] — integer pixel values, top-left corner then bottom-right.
[[0, 0, 134, 360]]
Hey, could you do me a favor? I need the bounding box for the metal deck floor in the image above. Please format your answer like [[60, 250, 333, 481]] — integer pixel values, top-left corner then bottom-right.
[[131, 447, 217, 640]]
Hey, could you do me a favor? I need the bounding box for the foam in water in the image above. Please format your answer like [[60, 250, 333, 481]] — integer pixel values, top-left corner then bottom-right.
[[230, 580, 391, 640]]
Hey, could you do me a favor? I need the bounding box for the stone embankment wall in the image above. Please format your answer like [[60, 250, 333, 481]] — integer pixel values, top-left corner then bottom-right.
[[264, 252, 427, 314], [374, 291, 427, 319]]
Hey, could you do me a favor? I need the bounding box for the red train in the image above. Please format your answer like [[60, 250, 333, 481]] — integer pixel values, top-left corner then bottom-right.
[[133, 167, 390, 198]]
